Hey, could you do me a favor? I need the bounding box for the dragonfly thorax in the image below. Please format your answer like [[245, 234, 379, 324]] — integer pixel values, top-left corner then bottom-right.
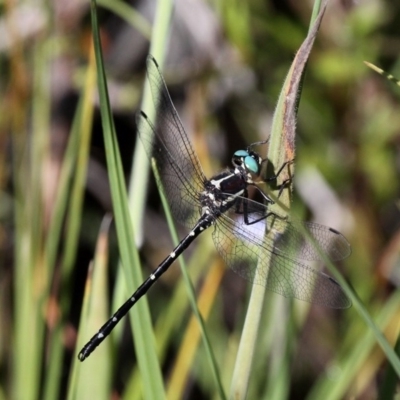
[[200, 170, 248, 215]]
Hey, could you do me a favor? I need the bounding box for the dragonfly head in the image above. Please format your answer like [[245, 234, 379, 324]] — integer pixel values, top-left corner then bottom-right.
[[232, 149, 262, 177]]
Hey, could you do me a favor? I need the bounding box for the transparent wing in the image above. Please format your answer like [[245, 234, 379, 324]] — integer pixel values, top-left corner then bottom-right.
[[226, 195, 351, 262], [137, 56, 207, 227], [211, 195, 351, 308], [137, 112, 203, 227]]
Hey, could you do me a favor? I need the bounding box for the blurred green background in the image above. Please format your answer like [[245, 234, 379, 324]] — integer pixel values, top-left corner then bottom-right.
[[1, 0, 400, 399]]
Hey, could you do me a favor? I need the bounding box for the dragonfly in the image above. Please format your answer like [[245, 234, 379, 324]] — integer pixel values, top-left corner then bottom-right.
[[78, 55, 351, 361]]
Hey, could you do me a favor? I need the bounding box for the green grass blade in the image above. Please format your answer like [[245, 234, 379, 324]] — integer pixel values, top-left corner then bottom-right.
[[230, 3, 329, 399], [378, 329, 400, 400], [364, 61, 400, 86], [128, 0, 174, 246], [88, 2, 166, 398], [309, 0, 323, 32], [12, 36, 52, 400], [43, 44, 97, 400], [97, 0, 151, 39], [72, 216, 113, 400], [110, 0, 174, 389]]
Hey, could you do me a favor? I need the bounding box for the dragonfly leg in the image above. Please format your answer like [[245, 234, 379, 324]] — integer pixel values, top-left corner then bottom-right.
[[234, 188, 273, 215], [250, 184, 274, 204], [236, 192, 288, 226], [264, 159, 295, 182], [244, 207, 288, 226], [276, 176, 292, 198], [261, 159, 294, 198]]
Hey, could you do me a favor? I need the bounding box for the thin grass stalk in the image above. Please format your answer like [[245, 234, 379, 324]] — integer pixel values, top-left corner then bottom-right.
[[122, 239, 214, 400], [276, 189, 400, 378], [152, 159, 226, 400], [364, 61, 400, 86], [154, 239, 215, 359], [307, 291, 400, 400], [59, 44, 96, 301], [41, 104, 81, 400], [262, 187, 400, 380], [68, 261, 94, 400], [301, 227, 400, 377], [166, 260, 225, 399]]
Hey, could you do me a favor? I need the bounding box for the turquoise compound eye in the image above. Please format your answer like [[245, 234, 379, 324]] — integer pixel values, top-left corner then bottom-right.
[[244, 156, 259, 174], [233, 150, 249, 157]]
